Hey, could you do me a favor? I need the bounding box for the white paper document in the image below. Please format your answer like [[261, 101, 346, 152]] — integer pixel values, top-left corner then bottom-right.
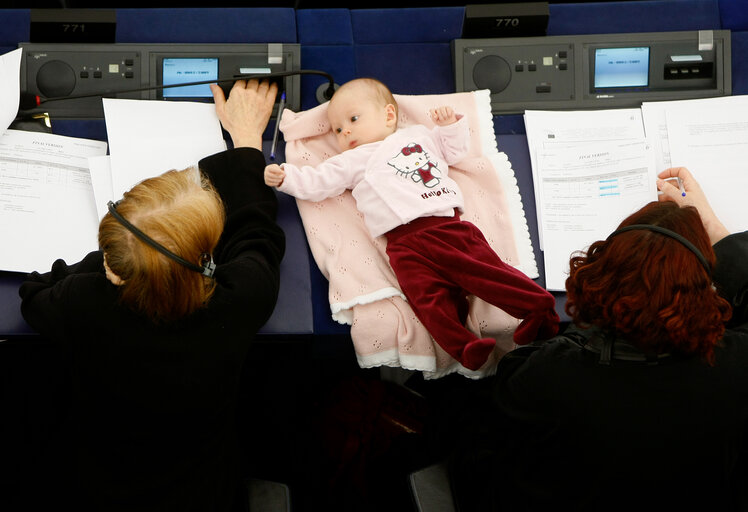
[[88, 155, 114, 220], [0, 129, 108, 273], [1, 48, 23, 133], [666, 103, 748, 234], [101, 99, 226, 203], [524, 108, 646, 249], [536, 140, 657, 290], [641, 95, 748, 174], [520, 97, 748, 290]]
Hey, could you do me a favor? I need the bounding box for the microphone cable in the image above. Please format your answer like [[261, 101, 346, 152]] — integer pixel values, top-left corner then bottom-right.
[[19, 68, 336, 110]]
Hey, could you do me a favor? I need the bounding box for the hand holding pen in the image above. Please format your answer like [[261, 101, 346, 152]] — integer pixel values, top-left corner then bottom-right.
[[657, 166, 729, 245]]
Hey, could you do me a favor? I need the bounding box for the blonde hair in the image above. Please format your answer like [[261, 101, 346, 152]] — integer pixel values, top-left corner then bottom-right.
[[338, 77, 399, 120], [99, 168, 225, 323]]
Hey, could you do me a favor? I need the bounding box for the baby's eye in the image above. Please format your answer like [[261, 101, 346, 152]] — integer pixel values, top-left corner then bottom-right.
[[351, 116, 359, 122]]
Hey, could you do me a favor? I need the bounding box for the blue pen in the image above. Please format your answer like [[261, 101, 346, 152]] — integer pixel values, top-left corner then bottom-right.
[[269, 91, 286, 161], [678, 177, 686, 197]]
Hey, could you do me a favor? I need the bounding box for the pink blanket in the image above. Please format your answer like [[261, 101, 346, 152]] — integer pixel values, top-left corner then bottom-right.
[[280, 90, 538, 379]]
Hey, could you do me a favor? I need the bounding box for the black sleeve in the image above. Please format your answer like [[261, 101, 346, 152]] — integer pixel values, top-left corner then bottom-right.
[[199, 147, 272, 219], [18, 251, 106, 340], [713, 231, 748, 329], [198, 148, 286, 323]]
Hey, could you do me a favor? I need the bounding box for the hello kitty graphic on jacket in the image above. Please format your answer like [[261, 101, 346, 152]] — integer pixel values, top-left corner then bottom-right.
[[272, 114, 470, 238], [388, 143, 442, 188]]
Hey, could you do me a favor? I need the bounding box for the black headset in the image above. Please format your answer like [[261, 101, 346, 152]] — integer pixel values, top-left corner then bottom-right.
[[107, 200, 216, 279], [607, 223, 711, 274]]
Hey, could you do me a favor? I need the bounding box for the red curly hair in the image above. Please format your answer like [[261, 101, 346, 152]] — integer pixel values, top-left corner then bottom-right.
[[565, 201, 731, 363]]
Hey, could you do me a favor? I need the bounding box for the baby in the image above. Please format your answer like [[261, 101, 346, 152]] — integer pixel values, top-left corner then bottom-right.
[[265, 78, 559, 370]]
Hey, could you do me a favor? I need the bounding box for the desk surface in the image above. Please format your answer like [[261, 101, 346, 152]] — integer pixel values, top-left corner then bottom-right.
[[0, 140, 314, 338], [10, 0, 722, 336], [286, 132, 571, 338], [0, 132, 570, 338]]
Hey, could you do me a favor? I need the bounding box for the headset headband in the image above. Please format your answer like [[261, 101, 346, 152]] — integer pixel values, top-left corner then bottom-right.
[[607, 224, 711, 274], [106, 201, 216, 278]]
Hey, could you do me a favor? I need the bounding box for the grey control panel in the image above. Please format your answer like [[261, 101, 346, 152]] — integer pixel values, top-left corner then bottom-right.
[[453, 30, 731, 114], [19, 43, 301, 119]]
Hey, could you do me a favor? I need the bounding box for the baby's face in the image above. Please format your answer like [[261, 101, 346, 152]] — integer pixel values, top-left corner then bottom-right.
[[327, 90, 396, 151]]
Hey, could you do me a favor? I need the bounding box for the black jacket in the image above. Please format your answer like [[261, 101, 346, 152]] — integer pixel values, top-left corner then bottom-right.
[[450, 231, 748, 511], [19, 148, 285, 511]]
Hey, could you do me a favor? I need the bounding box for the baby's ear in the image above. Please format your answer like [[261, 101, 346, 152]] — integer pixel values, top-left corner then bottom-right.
[[385, 103, 397, 126]]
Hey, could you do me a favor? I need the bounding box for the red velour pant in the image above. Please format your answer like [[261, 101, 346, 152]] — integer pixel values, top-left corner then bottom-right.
[[385, 212, 559, 370]]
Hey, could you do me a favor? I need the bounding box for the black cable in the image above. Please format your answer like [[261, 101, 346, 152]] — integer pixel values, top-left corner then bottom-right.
[[30, 69, 336, 105], [107, 200, 216, 278]]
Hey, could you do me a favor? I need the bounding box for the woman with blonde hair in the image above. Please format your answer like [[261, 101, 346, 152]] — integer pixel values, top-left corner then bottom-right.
[[99, 168, 225, 322], [19, 79, 285, 511]]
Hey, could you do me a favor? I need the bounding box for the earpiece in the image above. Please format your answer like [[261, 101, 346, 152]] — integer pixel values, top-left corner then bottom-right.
[[107, 201, 216, 278]]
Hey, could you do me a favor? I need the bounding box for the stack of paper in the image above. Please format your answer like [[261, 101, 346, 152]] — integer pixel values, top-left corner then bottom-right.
[[524, 109, 657, 290], [0, 130, 108, 272], [0, 48, 109, 272], [642, 96, 748, 236], [525, 96, 748, 291]]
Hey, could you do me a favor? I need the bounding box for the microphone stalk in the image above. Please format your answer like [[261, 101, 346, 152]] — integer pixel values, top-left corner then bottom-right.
[[19, 69, 336, 110]]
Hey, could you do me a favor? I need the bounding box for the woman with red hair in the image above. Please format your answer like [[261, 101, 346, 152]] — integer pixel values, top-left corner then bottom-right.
[[449, 167, 748, 511]]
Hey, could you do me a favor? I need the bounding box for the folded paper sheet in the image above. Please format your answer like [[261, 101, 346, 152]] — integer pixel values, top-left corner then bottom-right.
[[99, 98, 226, 205], [280, 90, 538, 379]]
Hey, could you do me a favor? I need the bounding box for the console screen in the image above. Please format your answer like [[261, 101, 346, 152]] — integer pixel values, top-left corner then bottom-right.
[[162, 58, 218, 98], [594, 47, 649, 88]]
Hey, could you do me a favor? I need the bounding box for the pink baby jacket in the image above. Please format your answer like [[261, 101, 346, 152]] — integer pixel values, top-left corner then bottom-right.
[[278, 117, 469, 238]]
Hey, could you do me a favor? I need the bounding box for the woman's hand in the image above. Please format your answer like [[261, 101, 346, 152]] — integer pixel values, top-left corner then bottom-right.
[[210, 79, 278, 150], [657, 166, 730, 245]]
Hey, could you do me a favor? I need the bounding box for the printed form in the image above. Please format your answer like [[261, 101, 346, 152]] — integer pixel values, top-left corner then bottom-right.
[[524, 108, 646, 249], [666, 102, 748, 234], [0, 129, 107, 272], [641, 95, 748, 176], [536, 140, 657, 290]]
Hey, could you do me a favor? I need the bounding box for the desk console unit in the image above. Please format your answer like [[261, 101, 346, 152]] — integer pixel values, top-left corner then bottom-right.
[[453, 30, 731, 113], [19, 43, 301, 119]]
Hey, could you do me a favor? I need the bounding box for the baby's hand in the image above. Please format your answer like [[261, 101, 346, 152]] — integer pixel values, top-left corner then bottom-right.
[[430, 106, 457, 126], [264, 164, 285, 187]]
